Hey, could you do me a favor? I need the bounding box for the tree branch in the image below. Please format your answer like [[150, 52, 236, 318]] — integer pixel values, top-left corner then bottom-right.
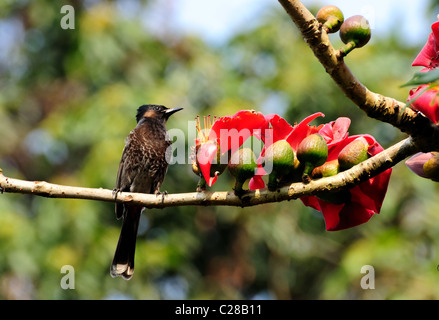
[[0, 138, 418, 209], [277, 0, 439, 152]]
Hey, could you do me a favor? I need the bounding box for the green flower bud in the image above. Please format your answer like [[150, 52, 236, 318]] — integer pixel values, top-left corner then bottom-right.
[[312, 159, 340, 178], [297, 133, 328, 183], [316, 5, 344, 33], [312, 159, 350, 204], [338, 137, 369, 171], [228, 148, 258, 194], [262, 140, 295, 191], [339, 15, 371, 55]]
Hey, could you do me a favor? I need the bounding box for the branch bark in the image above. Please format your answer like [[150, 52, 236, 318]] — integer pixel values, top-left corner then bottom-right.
[[278, 0, 439, 152], [0, 138, 418, 209]]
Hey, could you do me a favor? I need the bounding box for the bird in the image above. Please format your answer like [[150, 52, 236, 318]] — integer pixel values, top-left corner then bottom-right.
[[111, 104, 183, 280]]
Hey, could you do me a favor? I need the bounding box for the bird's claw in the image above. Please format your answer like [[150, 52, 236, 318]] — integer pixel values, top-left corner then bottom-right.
[[112, 188, 121, 200], [155, 191, 168, 203]]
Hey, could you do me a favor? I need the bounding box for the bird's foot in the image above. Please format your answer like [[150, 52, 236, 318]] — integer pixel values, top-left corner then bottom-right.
[[155, 191, 168, 203], [112, 188, 121, 200]]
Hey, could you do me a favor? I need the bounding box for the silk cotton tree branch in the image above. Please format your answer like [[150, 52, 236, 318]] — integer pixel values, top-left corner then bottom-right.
[[0, 137, 418, 208], [277, 0, 439, 152]]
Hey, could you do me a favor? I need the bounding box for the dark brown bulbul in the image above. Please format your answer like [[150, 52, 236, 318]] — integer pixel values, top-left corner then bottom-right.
[[111, 104, 182, 280]]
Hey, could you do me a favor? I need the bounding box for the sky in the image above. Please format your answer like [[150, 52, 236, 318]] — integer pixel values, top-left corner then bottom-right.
[[167, 0, 433, 46]]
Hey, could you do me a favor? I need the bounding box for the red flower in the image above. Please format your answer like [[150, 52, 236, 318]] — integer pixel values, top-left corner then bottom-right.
[[407, 84, 439, 124], [319, 117, 351, 148], [407, 20, 439, 124], [412, 20, 439, 69], [196, 111, 392, 231], [300, 119, 392, 231], [196, 110, 267, 187], [248, 112, 324, 189]]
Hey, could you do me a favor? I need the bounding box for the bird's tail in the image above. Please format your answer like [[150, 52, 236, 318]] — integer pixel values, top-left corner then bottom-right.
[[110, 205, 142, 280]]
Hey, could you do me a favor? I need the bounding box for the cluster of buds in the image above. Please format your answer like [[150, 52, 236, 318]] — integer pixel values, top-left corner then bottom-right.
[[191, 111, 392, 231], [316, 5, 371, 56]]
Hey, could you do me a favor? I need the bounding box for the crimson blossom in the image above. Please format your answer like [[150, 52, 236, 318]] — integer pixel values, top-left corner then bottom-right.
[[300, 117, 392, 231], [194, 111, 392, 231], [412, 20, 439, 70], [195, 110, 267, 187]]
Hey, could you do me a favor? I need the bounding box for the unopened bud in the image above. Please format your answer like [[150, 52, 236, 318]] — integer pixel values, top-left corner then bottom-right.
[[423, 152, 439, 182], [338, 137, 369, 171], [228, 148, 258, 194], [297, 133, 329, 183], [312, 159, 340, 178], [316, 5, 344, 33], [339, 15, 371, 55], [263, 140, 295, 190]]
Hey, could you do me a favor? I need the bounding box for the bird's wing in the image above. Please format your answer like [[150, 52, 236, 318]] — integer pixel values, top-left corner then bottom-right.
[[115, 136, 143, 218], [116, 133, 145, 190], [115, 146, 127, 191], [115, 144, 128, 219]]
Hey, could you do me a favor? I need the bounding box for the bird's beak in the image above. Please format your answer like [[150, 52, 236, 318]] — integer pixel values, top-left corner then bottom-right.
[[165, 107, 183, 116]]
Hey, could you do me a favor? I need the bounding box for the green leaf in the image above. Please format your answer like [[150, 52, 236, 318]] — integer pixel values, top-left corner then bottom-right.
[[401, 68, 439, 87]]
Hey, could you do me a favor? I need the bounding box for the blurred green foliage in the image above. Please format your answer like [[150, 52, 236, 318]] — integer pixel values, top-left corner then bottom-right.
[[1, 0, 439, 299]]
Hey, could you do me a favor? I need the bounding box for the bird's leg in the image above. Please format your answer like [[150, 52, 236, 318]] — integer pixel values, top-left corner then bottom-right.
[[112, 188, 121, 201], [154, 189, 168, 203]]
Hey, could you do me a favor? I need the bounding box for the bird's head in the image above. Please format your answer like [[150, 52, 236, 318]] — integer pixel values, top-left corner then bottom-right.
[[136, 104, 183, 124]]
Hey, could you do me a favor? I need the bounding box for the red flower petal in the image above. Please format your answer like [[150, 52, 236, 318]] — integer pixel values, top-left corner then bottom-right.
[[197, 142, 220, 187], [209, 110, 267, 154], [261, 114, 294, 146], [285, 112, 324, 150], [320, 201, 375, 231], [300, 195, 321, 211], [248, 174, 265, 190], [408, 85, 439, 124], [319, 117, 351, 146], [412, 21, 439, 68], [303, 193, 376, 231]]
